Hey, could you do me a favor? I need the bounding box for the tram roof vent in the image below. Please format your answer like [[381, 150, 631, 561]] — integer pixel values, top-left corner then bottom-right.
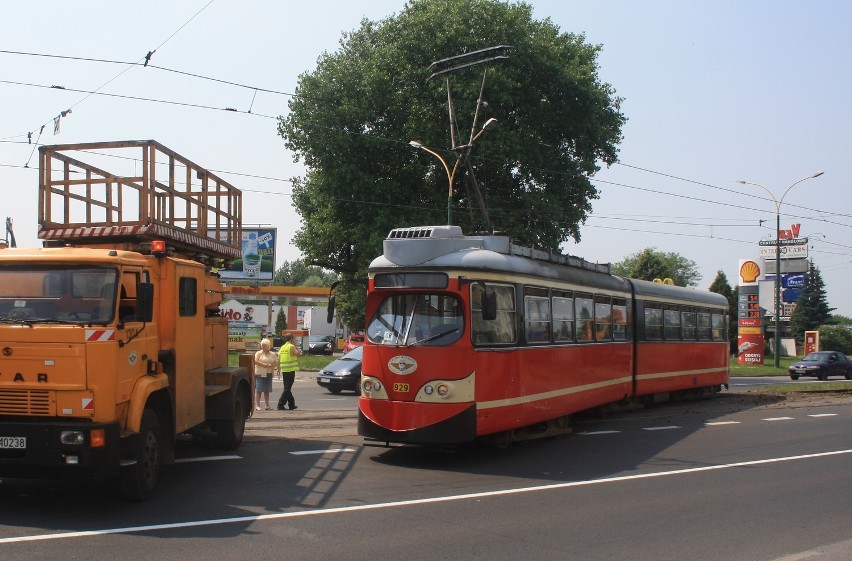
[[509, 243, 611, 274], [387, 225, 464, 240]]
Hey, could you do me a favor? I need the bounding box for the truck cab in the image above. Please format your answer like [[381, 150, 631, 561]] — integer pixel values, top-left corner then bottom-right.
[[0, 141, 251, 500]]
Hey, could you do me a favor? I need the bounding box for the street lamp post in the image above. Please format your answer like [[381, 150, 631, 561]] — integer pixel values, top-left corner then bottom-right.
[[410, 118, 497, 226], [736, 172, 824, 367]]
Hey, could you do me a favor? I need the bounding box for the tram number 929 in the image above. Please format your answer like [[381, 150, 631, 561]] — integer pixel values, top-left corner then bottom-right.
[[393, 383, 410, 392]]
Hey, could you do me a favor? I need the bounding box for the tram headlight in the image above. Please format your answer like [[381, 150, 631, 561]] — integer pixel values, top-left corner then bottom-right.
[[436, 384, 449, 397], [363, 380, 382, 392], [424, 385, 434, 395]]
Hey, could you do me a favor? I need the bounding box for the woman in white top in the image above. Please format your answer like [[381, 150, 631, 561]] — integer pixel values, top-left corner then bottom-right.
[[253, 338, 278, 410]]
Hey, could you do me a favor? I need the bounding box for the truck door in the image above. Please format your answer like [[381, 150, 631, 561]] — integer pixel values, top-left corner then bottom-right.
[[172, 264, 206, 432]]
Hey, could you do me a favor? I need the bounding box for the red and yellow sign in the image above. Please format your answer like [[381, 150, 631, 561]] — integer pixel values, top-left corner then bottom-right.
[[737, 334, 764, 364]]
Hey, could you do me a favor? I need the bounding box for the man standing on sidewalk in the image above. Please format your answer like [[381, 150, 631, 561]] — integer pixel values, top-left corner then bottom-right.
[[277, 334, 301, 410]]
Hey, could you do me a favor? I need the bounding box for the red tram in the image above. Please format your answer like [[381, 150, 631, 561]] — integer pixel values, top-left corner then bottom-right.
[[357, 225, 729, 445]]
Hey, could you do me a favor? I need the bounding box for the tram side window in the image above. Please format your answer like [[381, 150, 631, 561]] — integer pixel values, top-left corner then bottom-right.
[[524, 288, 551, 343], [575, 294, 594, 342], [612, 299, 628, 341], [471, 283, 517, 345], [552, 292, 574, 342], [711, 313, 726, 340], [644, 305, 663, 340], [594, 295, 612, 341], [682, 310, 696, 340], [664, 307, 681, 340], [697, 311, 712, 340]]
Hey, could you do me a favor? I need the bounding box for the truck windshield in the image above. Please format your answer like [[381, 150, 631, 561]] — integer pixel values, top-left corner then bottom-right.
[[0, 266, 118, 324], [366, 293, 463, 347]]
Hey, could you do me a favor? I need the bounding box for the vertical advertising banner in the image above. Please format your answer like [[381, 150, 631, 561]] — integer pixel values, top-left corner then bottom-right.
[[215, 228, 277, 282], [737, 333, 765, 364], [737, 259, 764, 364]]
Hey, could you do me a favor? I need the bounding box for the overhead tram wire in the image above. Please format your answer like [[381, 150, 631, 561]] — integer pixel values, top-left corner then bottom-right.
[[4, 47, 848, 226], [14, 0, 216, 166], [0, 49, 297, 100], [3, 79, 851, 232], [4, 151, 851, 254], [0, 79, 278, 120], [614, 160, 852, 222]]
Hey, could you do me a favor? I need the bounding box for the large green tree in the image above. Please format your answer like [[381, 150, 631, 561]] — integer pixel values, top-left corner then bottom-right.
[[790, 262, 834, 343], [279, 0, 625, 279], [272, 259, 336, 287], [611, 248, 701, 287]]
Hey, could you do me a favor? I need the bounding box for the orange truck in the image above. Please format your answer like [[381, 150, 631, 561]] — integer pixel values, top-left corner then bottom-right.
[[0, 141, 252, 499]]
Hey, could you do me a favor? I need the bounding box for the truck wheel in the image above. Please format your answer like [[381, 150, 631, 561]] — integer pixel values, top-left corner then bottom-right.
[[120, 409, 161, 501], [214, 392, 247, 450]]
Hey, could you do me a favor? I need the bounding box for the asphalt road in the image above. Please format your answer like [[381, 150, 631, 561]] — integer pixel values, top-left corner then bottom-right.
[[3, 378, 852, 561]]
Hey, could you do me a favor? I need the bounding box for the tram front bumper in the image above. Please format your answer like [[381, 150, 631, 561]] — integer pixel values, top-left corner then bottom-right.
[[358, 400, 476, 444]]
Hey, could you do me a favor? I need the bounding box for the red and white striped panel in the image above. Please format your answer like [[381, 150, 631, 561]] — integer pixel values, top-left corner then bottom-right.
[[85, 329, 116, 342]]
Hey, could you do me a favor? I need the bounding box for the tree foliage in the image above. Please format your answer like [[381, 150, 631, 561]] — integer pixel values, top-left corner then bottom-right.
[[272, 259, 336, 287], [830, 314, 852, 326], [818, 325, 852, 354], [790, 262, 834, 342], [611, 248, 701, 287], [279, 0, 625, 279], [275, 308, 287, 334]]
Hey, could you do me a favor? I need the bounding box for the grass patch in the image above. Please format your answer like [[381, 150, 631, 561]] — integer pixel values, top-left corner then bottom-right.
[[756, 381, 852, 393], [729, 355, 797, 377]]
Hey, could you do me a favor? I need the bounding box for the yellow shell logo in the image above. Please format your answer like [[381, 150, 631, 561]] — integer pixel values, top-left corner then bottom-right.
[[740, 260, 760, 283]]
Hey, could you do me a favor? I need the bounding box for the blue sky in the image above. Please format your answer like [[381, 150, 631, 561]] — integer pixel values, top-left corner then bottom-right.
[[2, 1, 850, 313]]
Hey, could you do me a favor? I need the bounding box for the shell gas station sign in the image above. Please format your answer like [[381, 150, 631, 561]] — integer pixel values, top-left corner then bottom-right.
[[737, 259, 764, 365]]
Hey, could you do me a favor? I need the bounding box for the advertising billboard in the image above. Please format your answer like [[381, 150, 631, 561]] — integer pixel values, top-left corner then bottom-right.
[[215, 228, 277, 282]]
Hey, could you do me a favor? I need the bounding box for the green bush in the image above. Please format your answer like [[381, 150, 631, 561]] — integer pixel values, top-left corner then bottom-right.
[[818, 325, 852, 354]]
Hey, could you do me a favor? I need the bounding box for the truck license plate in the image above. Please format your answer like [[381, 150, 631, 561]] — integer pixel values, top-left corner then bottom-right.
[[0, 436, 25, 449]]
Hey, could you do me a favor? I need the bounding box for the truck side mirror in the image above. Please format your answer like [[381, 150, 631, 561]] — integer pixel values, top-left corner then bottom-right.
[[137, 282, 154, 322]]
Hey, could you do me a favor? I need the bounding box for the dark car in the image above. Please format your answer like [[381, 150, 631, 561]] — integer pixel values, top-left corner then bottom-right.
[[306, 335, 334, 355], [316, 345, 362, 394], [789, 351, 852, 381]]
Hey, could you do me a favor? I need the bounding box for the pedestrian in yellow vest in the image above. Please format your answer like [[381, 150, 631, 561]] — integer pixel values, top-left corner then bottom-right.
[[277, 334, 302, 410]]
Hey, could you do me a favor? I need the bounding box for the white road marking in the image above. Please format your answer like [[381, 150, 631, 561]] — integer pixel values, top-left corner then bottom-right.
[[807, 413, 838, 418], [763, 417, 794, 421], [174, 455, 241, 464], [705, 421, 741, 426], [4, 447, 852, 545], [642, 426, 681, 431], [289, 448, 357, 456], [578, 430, 621, 435]]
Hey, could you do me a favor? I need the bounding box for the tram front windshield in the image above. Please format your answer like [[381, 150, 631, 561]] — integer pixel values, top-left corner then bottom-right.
[[367, 294, 463, 347]]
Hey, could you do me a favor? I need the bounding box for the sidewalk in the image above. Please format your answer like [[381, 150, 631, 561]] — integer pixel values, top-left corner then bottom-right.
[[244, 371, 358, 440], [246, 408, 358, 440]]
